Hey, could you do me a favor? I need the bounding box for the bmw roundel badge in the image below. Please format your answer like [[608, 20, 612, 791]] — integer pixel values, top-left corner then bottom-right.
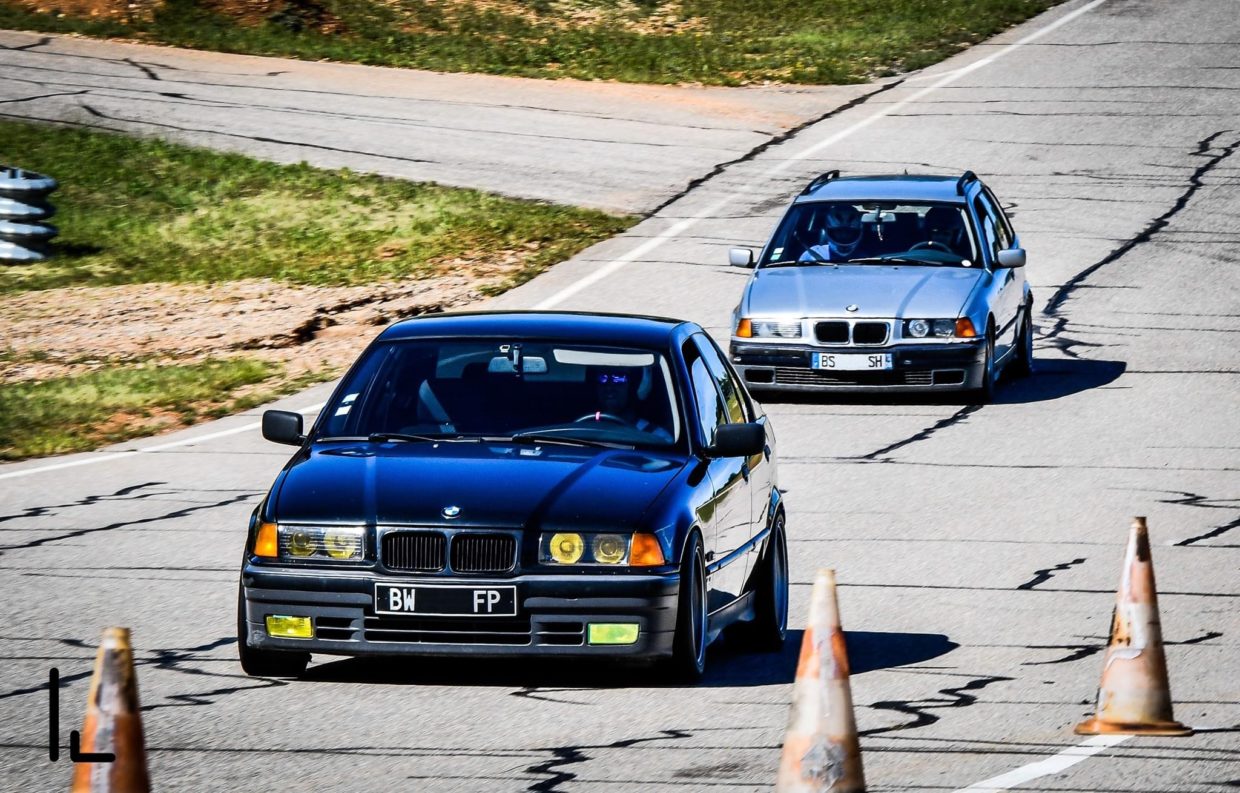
[[442, 505, 461, 519], [846, 304, 859, 312]]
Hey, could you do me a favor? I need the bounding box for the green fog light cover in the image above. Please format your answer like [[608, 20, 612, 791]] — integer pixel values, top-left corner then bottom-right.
[[266, 615, 313, 639], [587, 623, 639, 645]]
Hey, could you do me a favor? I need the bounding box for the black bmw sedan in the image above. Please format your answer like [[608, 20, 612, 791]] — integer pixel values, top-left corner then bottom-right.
[[238, 311, 787, 679]]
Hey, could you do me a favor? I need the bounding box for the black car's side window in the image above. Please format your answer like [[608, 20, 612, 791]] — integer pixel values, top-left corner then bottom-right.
[[693, 334, 747, 425], [684, 342, 727, 446]]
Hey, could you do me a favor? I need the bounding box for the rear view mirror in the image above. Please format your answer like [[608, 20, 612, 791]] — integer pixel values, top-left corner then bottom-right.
[[729, 248, 755, 268], [487, 356, 548, 374], [996, 248, 1026, 268], [705, 422, 764, 458], [262, 410, 304, 446]]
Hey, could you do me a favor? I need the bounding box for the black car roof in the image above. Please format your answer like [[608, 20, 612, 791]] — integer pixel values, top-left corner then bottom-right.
[[376, 310, 692, 347]]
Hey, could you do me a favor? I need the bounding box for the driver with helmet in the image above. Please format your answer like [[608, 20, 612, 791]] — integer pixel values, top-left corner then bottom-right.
[[581, 367, 672, 440], [798, 204, 871, 262]]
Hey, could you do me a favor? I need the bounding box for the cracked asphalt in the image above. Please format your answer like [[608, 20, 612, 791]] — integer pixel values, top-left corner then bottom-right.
[[2, 0, 1239, 790]]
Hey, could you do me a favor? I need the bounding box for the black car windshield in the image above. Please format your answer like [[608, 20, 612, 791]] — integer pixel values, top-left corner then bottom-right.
[[316, 339, 682, 448], [760, 201, 979, 267]]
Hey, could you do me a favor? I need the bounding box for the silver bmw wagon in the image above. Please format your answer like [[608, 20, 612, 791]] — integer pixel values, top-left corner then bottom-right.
[[728, 171, 1033, 402]]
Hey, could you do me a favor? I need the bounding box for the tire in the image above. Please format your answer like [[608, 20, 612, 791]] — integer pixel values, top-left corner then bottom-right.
[[669, 534, 708, 681], [968, 325, 998, 404], [734, 513, 788, 651], [1010, 305, 1034, 379], [237, 585, 309, 678]]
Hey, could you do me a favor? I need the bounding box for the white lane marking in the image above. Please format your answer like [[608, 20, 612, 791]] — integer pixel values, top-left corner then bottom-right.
[[951, 735, 1130, 792], [0, 402, 324, 482], [533, 0, 1109, 310]]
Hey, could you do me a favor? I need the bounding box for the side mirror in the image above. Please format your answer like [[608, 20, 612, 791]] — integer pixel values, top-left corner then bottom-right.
[[728, 247, 755, 268], [996, 248, 1026, 268], [706, 422, 764, 458], [262, 410, 305, 446]]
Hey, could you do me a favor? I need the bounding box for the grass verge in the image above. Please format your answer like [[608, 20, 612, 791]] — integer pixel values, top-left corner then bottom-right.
[[0, 0, 1064, 86], [0, 119, 633, 459], [0, 120, 632, 294], [0, 357, 308, 459]]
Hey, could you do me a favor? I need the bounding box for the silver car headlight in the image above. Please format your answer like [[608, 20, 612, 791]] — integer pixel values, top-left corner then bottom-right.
[[737, 318, 803, 338], [278, 525, 365, 561], [904, 319, 957, 339]]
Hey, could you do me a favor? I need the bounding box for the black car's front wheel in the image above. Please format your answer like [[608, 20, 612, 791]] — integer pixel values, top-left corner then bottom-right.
[[237, 584, 309, 678], [670, 534, 708, 681], [734, 513, 788, 651]]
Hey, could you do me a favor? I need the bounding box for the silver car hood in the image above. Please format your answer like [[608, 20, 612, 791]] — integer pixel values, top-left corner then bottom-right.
[[744, 264, 985, 319]]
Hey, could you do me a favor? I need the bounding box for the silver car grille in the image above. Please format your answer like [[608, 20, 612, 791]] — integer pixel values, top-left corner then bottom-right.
[[811, 319, 890, 346]]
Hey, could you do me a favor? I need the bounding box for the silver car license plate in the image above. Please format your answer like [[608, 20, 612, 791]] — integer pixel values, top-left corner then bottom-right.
[[812, 352, 893, 371]]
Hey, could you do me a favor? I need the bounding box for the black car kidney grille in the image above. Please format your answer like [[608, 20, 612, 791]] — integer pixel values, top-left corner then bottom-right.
[[451, 534, 516, 573], [852, 322, 889, 345], [815, 321, 850, 344], [383, 531, 446, 572]]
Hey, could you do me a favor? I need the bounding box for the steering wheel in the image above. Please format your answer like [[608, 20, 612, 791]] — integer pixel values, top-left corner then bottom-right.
[[911, 241, 953, 253], [574, 412, 629, 425]]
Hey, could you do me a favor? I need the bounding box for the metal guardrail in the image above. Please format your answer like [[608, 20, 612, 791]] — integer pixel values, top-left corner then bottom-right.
[[0, 166, 59, 264]]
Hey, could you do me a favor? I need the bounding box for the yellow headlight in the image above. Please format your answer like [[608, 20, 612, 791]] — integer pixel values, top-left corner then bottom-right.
[[324, 531, 360, 560], [592, 534, 627, 564], [287, 531, 316, 557], [549, 533, 584, 564]]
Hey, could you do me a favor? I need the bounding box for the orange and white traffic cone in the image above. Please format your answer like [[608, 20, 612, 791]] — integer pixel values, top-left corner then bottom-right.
[[1075, 517, 1192, 736], [776, 569, 866, 793], [71, 627, 152, 792]]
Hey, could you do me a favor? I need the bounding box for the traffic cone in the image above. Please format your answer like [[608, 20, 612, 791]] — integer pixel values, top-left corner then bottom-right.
[[71, 627, 152, 792], [776, 569, 866, 793], [1075, 517, 1192, 736]]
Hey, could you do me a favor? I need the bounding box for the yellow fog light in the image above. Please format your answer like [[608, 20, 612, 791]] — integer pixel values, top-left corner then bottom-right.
[[324, 531, 361, 560], [592, 534, 627, 565], [287, 531, 315, 557], [588, 623, 639, 645], [549, 533, 585, 564], [265, 615, 313, 639]]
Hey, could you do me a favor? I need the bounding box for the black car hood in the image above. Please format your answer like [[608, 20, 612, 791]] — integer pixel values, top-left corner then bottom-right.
[[271, 441, 689, 531]]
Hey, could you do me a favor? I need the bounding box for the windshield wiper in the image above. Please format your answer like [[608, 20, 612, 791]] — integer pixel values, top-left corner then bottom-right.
[[505, 430, 633, 449], [761, 259, 830, 269], [845, 255, 946, 265], [366, 432, 477, 443]]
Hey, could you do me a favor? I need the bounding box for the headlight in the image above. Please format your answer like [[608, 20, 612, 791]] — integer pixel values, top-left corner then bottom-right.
[[592, 534, 627, 564], [276, 525, 364, 562], [541, 533, 666, 566], [548, 532, 585, 564], [905, 319, 960, 339], [736, 318, 802, 338]]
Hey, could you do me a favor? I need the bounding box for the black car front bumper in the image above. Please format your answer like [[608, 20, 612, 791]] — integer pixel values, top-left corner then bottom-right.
[[241, 564, 680, 658], [730, 339, 986, 392]]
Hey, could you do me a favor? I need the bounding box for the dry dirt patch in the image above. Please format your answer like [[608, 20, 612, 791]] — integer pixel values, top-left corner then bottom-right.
[[0, 272, 497, 386]]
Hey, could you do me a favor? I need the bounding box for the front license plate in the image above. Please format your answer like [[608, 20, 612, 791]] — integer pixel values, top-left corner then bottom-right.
[[374, 583, 518, 617], [812, 352, 893, 371]]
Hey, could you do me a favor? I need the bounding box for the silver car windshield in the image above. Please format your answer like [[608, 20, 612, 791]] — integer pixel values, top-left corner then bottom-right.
[[317, 339, 682, 448], [761, 201, 979, 267]]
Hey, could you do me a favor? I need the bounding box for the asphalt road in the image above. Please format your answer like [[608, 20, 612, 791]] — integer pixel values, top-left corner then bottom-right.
[[2, 0, 1239, 791], [0, 31, 872, 215]]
